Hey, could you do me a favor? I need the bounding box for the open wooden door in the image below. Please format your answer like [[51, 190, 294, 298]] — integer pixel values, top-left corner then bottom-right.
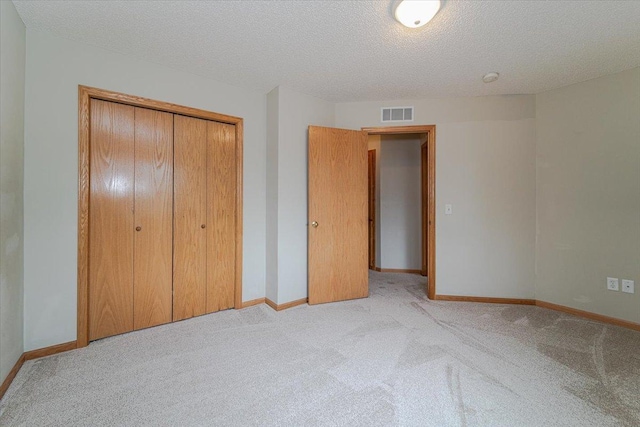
[[308, 126, 368, 305]]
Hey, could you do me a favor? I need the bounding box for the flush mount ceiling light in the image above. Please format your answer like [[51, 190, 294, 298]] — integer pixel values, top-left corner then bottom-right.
[[482, 72, 500, 83], [394, 0, 441, 28]]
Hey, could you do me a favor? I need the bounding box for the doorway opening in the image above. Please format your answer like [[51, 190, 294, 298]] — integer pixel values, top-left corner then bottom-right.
[[363, 126, 436, 299]]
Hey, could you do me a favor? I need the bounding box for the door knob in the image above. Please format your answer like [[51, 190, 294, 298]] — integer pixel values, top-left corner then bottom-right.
[[135, 226, 142, 231], [311, 221, 318, 228]]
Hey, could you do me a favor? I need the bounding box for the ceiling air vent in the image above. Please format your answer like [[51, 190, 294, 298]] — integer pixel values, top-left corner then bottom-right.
[[381, 106, 414, 123]]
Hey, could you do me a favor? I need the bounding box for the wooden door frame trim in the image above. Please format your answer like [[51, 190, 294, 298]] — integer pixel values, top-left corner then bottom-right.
[[367, 149, 377, 270], [77, 85, 243, 348], [362, 125, 436, 300], [420, 138, 428, 277]]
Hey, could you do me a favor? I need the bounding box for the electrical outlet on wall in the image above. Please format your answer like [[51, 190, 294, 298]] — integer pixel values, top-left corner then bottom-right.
[[607, 277, 619, 291], [622, 280, 635, 294]]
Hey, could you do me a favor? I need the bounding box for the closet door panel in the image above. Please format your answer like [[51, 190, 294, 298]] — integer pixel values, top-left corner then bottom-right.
[[173, 115, 207, 321], [89, 99, 135, 340], [133, 107, 174, 330], [206, 122, 236, 312]]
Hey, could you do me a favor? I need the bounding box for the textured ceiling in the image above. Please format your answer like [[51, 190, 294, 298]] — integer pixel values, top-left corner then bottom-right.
[[12, 1, 640, 102]]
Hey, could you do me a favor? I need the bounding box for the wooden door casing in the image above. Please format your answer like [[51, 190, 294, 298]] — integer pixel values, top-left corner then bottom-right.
[[421, 140, 428, 277], [89, 99, 135, 341], [308, 126, 369, 305], [133, 107, 174, 330], [368, 149, 376, 270]]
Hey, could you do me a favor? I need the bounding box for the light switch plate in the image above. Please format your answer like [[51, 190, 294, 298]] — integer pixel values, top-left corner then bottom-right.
[[607, 277, 619, 291], [622, 279, 635, 294], [445, 204, 452, 215]]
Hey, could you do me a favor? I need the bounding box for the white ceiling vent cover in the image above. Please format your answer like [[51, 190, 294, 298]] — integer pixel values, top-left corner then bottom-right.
[[381, 107, 414, 123]]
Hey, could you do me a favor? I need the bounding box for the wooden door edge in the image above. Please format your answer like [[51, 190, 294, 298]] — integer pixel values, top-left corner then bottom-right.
[[420, 140, 427, 277]]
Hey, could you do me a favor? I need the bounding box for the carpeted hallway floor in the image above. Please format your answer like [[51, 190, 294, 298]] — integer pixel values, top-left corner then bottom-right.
[[1, 271, 639, 426]]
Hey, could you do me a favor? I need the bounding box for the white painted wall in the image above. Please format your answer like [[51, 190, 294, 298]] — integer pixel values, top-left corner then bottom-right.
[[379, 135, 422, 270], [336, 96, 536, 298], [0, 0, 26, 383], [267, 86, 334, 304], [23, 29, 267, 351], [536, 67, 640, 324]]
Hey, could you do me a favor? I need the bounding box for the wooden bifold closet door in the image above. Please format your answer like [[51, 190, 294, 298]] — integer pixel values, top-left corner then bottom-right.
[[133, 107, 174, 330], [89, 100, 136, 340], [89, 100, 236, 341], [172, 115, 207, 321], [173, 116, 236, 322], [89, 100, 173, 341]]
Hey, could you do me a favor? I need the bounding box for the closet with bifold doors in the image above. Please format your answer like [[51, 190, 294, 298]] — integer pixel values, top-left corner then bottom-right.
[[88, 98, 238, 342]]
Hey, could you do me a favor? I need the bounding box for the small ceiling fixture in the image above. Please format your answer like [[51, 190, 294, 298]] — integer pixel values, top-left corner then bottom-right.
[[482, 72, 500, 83], [394, 0, 441, 28]]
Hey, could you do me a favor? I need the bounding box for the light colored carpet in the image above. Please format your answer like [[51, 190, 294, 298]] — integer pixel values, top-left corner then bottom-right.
[[1, 271, 639, 426]]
